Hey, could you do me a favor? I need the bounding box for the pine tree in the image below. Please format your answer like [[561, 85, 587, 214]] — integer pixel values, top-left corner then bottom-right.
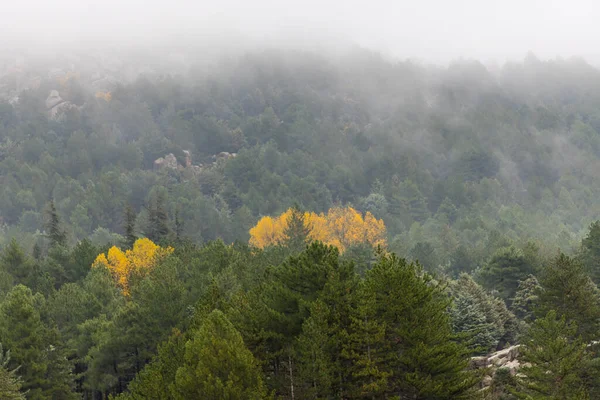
[[115, 329, 186, 400], [513, 310, 590, 399], [174, 208, 184, 242], [283, 204, 310, 253], [44, 200, 67, 248], [145, 193, 170, 243], [581, 220, 600, 284], [581, 221, 600, 284], [295, 300, 334, 399], [348, 255, 478, 399], [154, 193, 170, 242], [0, 285, 77, 399], [536, 253, 600, 342], [481, 246, 534, 304], [0, 343, 26, 400], [124, 204, 137, 249], [172, 310, 269, 399], [0, 239, 34, 287]]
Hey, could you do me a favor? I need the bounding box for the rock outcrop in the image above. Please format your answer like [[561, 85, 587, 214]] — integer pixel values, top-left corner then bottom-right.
[[45, 90, 63, 109], [45, 90, 78, 121], [212, 152, 237, 162], [472, 345, 521, 390], [154, 153, 179, 171], [153, 150, 236, 174]]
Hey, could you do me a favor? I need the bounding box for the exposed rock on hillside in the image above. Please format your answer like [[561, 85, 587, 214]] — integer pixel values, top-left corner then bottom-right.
[[472, 345, 522, 390], [45, 90, 78, 121], [154, 153, 179, 170]]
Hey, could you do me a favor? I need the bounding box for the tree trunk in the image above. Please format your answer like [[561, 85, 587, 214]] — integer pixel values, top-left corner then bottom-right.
[[288, 354, 295, 400]]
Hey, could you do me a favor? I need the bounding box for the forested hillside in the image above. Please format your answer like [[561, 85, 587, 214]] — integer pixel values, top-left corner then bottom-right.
[[3, 47, 600, 398]]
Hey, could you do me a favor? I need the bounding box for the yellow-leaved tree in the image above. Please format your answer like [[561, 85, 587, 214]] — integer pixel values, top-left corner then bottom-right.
[[92, 238, 173, 295], [249, 206, 386, 252]]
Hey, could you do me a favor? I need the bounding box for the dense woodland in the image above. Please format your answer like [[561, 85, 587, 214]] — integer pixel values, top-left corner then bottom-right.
[[3, 47, 600, 398]]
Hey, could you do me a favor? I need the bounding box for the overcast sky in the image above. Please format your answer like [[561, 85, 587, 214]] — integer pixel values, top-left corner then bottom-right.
[[3, 0, 600, 64]]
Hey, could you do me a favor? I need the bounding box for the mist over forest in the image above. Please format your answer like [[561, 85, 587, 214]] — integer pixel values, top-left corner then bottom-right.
[[4, 2, 600, 399]]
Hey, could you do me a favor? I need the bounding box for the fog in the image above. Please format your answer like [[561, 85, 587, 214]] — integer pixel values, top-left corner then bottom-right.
[[3, 0, 600, 63]]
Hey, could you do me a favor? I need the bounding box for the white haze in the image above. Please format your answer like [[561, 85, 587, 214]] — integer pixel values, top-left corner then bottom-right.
[[3, 0, 600, 64]]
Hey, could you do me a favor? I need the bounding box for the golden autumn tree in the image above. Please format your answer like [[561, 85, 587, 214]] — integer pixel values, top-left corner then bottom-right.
[[92, 238, 173, 295], [249, 206, 386, 252]]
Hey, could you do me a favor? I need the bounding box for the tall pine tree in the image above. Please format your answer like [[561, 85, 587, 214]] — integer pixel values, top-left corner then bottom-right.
[[145, 192, 170, 243], [124, 204, 137, 249], [348, 255, 478, 399], [44, 200, 67, 248], [283, 204, 310, 253]]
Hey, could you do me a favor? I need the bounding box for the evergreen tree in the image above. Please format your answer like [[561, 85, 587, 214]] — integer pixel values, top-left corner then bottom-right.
[[449, 274, 518, 350], [44, 200, 67, 248], [536, 253, 600, 342], [174, 208, 184, 242], [450, 294, 498, 354], [481, 246, 534, 304], [66, 238, 97, 282], [124, 204, 137, 249], [409, 241, 439, 271], [0, 285, 77, 399], [511, 274, 541, 323], [295, 300, 334, 399], [0, 239, 34, 287], [348, 255, 478, 399], [448, 245, 476, 277], [145, 193, 170, 243], [173, 310, 269, 399], [581, 220, 600, 283], [0, 343, 26, 400], [283, 204, 310, 253], [513, 310, 590, 399], [116, 330, 186, 400]]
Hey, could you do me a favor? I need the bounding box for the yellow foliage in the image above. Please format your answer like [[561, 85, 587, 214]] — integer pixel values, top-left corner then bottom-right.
[[248, 214, 288, 248], [58, 71, 79, 86], [249, 206, 387, 252], [95, 91, 112, 102], [92, 238, 174, 295]]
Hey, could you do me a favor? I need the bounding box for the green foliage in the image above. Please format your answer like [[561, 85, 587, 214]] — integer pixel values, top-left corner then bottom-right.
[[173, 310, 269, 399], [0, 285, 77, 399], [282, 204, 310, 253], [0, 343, 26, 400], [581, 220, 600, 284], [347, 254, 479, 399], [6, 48, 600, 400], [123, 205, 137, 249], [115, 330, 186, 400], [449, 274, 518, 353], [513, 311, 590, 399], [535, 253, 600, 342], [510, 275, 540, 324], [0, 239, 34, 288], [144, 191, 171, 244], [44, 200, 67, 248], [481, 246, 534, 303]]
